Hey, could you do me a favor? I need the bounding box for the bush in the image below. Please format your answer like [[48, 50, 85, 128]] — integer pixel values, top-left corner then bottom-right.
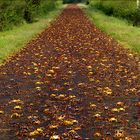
[[0, 0, 57, 31], [63, 0, 82, 4], [38, 0, 56, 16], [91, 0, 140, 26], [24, 2, 37, 23], [0, 1, 25, 31], [132, 8, 140, 26]]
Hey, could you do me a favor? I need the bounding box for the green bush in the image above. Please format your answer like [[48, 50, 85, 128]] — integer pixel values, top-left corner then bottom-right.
[[0, 1, 25, 31], [90, 0, 140, 26], [63, 0, 83, 4], [0, 0, 57, 31], [24, 0, 56, 23], [24, 1, 38, 23], [38, 1, 56, 16], [132, 8, 140, 26]]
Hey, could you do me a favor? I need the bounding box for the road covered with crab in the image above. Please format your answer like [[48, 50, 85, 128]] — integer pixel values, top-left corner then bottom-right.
[[0, 5, 140, 140]]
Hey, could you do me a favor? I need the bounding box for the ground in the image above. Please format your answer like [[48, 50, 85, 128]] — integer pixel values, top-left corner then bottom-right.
[[0, 5, 140, 140]]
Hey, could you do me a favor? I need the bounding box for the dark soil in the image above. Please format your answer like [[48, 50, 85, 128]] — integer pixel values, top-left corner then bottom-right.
[[0, 5, 140, 140]]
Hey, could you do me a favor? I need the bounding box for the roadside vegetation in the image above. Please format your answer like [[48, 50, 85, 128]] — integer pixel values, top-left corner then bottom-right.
[[0, 0, 61, 31], [0, 0, 63, 64], [81, 1, 140, 54], [89, 0, 140, 26], [63, 0, 87, 4]]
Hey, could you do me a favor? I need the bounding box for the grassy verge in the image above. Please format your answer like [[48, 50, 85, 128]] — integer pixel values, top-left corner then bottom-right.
[[0, 4, 64, 65], [83, 6, 140, 54]]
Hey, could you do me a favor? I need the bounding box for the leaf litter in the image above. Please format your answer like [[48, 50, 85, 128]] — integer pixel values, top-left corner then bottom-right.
[[0, 5, 140, 140]]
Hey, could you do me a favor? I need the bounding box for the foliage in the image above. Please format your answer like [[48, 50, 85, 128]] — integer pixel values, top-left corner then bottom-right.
[[90, 0, 140, 26], [0, 0, 57, 31], [38, 0, 56, 16], [63, 0, 83, 4], [0, 0, 25, 31], [132, 8, 140, 26]]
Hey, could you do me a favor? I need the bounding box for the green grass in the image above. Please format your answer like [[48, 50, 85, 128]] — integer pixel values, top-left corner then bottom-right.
[[85, 7, 140, 54], [0, 5, 64, 65]]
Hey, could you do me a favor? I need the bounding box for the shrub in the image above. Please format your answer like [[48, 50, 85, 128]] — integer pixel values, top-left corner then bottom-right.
[[0, 0, 57, 31], [63, 0, 82, 4], [0, 1, 25, 31], [38, 0, 56, 16], [24, 0, 40, 23], [91, 0, 140, 26], [132, 8, 140, 26]]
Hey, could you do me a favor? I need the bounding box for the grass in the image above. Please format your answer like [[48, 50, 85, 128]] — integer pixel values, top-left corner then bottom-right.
[[0, 4, 64, 65], [83, 6, 140, 54]]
